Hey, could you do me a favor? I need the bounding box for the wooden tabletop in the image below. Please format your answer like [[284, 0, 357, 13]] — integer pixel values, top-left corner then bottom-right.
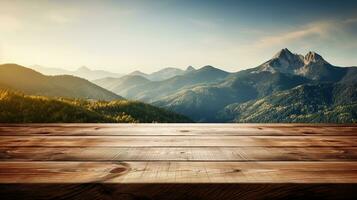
[[0, 124, 356, 200]]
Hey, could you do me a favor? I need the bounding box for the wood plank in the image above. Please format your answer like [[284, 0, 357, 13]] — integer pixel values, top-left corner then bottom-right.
[[1, 124, 356, 136], [1, 183, 356, 200], [1, 147, 357, 161], [0, 161, 356, 183], [0, 136, 357, 147]]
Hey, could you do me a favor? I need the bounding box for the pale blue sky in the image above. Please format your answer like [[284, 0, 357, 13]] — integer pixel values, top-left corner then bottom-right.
[[0, 0, 356, 73]]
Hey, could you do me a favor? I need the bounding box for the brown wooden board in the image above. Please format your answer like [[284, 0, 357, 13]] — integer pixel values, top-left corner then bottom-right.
[[1, 147, 357, 161], [1, 124, 356, 136], [0, 124, 356, 199]]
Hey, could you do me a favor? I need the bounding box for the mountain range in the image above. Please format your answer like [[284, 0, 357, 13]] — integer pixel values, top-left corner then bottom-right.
[[30, 65, 124, 81], [94, 65, 228, 102], [2, 48, 356, 123], [128, 66, 196, 81], [94, 48, 357, 122], [30, 65, 195, 82]]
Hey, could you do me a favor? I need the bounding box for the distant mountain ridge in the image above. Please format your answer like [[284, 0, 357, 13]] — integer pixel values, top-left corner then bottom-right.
[[30, 65, 124, 81], [127, 66, 196, 81], [32, 64, 196, 82]]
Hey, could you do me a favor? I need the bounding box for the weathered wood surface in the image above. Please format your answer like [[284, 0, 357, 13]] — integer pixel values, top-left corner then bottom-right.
[[0, 124, 356, 199], [2, 147, 357, 161], [1, 123, 356, 136], [1, 136, 357, 147], [1, 161, 357, 183]]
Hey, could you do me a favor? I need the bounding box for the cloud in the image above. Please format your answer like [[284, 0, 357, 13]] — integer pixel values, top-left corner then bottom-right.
[[0, 1, 136, 29], [344, 17, 357, 24], [253, 22, 330, 49], [251, 17, 357, 50]]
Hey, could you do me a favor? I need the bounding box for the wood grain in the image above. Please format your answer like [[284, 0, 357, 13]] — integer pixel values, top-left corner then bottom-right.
[[0, 124, 356, 199], [0, 161, 357, 183], [1, 135, 357, 147], [1, 124, 356, 136], [1, 147, 356, 161]]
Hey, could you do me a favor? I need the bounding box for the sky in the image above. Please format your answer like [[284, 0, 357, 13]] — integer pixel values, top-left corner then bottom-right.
[[0, 0, 357, 74]]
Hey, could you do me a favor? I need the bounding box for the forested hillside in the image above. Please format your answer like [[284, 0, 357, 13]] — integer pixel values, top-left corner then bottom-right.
[[0, 90, 192, 123], [219, 83, 357, 123]]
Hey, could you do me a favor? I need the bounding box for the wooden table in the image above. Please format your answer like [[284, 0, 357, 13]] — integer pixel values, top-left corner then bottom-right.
[[0, 124, 356, 199]]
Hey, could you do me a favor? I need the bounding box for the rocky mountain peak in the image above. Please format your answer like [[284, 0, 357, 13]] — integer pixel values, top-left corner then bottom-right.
[[186, 66, 195, 71], [255, 48, 304, 74], [255, 49, 334, 76], [273, 48, 295, 60], [304, 51, 327, 65]]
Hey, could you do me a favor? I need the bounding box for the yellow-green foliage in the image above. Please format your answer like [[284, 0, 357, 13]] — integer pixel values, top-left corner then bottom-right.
[[0, 90, 191, 123]]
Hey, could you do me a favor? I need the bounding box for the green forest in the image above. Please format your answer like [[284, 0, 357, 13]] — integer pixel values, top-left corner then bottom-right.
[[220, 84, 357, 123], [0, 90, 192, 123]]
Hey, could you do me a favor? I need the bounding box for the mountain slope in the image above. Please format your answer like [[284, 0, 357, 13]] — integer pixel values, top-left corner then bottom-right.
[[0, 90, 192, 123], [155, 69, 310, 121], [94, 75, 150, 92], [153, 85, 251, 122], [219, 83, 357, 123], [93, 75, 151, 98], [0, 64, 122, 100], [132, 65, 229, 102]]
